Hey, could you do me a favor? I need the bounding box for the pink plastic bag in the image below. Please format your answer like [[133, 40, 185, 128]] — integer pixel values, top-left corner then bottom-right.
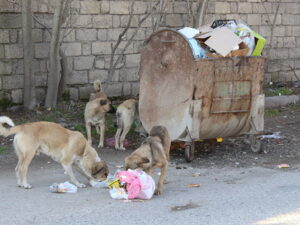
[[117, 169, 155, 199]]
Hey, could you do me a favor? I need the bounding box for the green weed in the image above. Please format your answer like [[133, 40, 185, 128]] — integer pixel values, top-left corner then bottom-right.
[[265, 88, 294, 97], [265, 109, 280, 117]]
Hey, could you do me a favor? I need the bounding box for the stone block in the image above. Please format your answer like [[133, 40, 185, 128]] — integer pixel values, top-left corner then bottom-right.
[[35, 73, 47, 87], [68, 71, 88, 85], [0, 0, 20, 12], [282, 14, 300, 25], [5, 44, 23, 59], [105, 83, 122, 97], [122, 82, 131, 96], [262, 14, 281, 25], [92, 42, 111, 55], [113, 15, 121, 28], [126, 54, 140, 68], [269, 48, 289, 60], [69, 88, 79, 101], [80, 1, 100, 14], [166, 14, 183, 27], [174, 2, 188, 14], [93, 15, 113, 28], [76, 29, 97, 41], [286, 3, 300, 14], [252, 3, 266, 13], [97, 29, 108, 41], [0, 14, 21, 28], [95, 58, 105, 69], [2, 75, 23, 89], [82, 43, 92, 56], [0, 61, 12, 74], [110, 1, 130, 14], [247, 14, 261, 26], [72, 15, 92, 28], [133, 1, 147, 14], [131, 82, 139, 96], [140, 16, 152, 28], [32, 29, 43, 43], [74, 56, 95, 70], [36, 88, 45, 103], [79, 86, 93, 100], [238, 2, 252, 13], [289, 48, 300, 58], [273, 26, 285, 37], [61, 43, 82, 56], [215, 2, 230, 14], [107, 28, 124, 41], [35, 43, 49, 58], [61, 29, 76, 42], [120, 68, 139, 82], [0, 30, 9, 43], [11, 89, 23, 104], [89, 70, 108, 83], [292, 26, 300, 36], [100, 1, 110, 14], [0, 45, 4, 58], [12, 59, 24, 74]]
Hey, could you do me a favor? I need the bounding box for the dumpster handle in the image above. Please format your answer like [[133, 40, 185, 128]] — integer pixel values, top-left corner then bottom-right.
[[160, 39, 176, 43]]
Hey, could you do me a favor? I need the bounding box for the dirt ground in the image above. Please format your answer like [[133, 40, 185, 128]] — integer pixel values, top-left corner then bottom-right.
[[0, 100, 300, 170]]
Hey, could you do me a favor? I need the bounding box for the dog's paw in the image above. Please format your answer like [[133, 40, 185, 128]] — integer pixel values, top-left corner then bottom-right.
[[154, 188, 162, 195], [98, 143, 104, 148], [23, 184, 32, 189], [119, 147, 126, 151]]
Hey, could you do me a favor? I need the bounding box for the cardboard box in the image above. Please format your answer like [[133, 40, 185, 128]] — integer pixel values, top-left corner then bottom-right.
[[206, 42, 249, 58], [195, 27, 243, 57]]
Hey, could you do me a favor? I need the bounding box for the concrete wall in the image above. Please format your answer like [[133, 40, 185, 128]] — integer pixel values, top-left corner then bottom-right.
[[0, 0, 299, 104]]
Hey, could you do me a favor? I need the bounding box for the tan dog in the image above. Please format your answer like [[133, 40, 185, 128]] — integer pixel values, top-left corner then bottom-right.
[[125, 126, 171, 195], [89, 80, 107, 101], [115, 99, 138, 151], [85, 97, 112, 148], [0, 116, 108, 189]]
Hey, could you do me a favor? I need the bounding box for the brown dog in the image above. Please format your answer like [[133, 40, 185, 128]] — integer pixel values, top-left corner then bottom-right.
[[125, 126, 171, 195], [85, 97, 112, 148], [0, 116, 108, 189]]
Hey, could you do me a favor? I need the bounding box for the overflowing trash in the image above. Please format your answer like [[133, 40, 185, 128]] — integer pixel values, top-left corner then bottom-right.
[[178, 19, 265, 59], [49, 181, 78, 193], [92, 169, 155, 200]]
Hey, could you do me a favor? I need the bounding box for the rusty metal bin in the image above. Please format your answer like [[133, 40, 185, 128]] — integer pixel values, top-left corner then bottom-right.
[[138, 29, 266, 162]]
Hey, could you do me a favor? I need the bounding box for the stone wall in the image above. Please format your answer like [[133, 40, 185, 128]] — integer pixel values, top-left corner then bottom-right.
[[0, 0, 299, 104]]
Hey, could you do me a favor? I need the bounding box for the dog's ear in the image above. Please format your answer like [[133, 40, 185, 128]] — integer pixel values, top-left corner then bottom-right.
[[141, 157, 150, 164], [99, 99, 107, 106], [92, 161, 107, 176]]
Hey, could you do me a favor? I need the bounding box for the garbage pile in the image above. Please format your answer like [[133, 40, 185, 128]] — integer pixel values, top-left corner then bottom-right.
[[178, 19, 266, 59], [91, 169, 155, 200]]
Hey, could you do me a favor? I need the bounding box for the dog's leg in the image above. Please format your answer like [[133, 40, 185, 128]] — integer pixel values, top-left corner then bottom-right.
[[119, 123, 131, 151], [98, 123, 105, 148], [85, 122, 92, 145], [17, 150, 35, 189], [155, 162, 168, 195], [114, 128, 122, 150], [145, 168, 154, 177], [62, 163, 86, 188]]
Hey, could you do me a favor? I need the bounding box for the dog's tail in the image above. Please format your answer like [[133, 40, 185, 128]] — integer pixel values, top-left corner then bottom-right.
[[116, 111, 123, 130], [0, 116, 18, 137], [149, 126, 171, 160], [93, 80, 102, 92]]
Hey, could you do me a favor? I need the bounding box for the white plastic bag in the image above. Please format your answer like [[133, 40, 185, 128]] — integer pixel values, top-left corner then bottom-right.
[[130, 170, 155, 200], [49, 181, 78, 193], [109, 187, 128, 200], [89, 174, 115, 188]]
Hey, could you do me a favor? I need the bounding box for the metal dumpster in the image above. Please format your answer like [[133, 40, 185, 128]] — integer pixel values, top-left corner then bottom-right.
[[138, 28, 266, 162]]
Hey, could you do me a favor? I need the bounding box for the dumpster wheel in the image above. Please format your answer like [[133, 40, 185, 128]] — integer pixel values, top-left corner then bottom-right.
[[184, 142, 195, 162], [250, 135, 263, 153]]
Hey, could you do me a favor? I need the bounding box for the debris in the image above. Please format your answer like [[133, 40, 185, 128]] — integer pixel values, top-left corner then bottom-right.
[[49, 181, 78, 193], [105, 137, 129, 148], [90, 174, 117, 188], [115, 165, 124, 169], [187, 184, 201, 187], [123, 199, 145, 203], [192, 173, 201, 177], [110, 187, 128, 200], [277, 164, 290, 169], [261, 132, 282, 140]]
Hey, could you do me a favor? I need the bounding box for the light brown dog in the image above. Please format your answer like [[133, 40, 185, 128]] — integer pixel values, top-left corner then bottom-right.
[[115, 99, 138, 151], [0, 116, 108, 189], [125, 126, 171, 195], [89, 79, 107, 101], [85, 97, 112, 148]]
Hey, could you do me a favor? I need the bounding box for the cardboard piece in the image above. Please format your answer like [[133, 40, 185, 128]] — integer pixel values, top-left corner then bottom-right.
[[251, 31, 266, 56], [204, 27, 242, 57], [206, 42, 249, 58]]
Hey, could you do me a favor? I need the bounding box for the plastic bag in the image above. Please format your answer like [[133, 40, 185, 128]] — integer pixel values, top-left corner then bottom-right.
[[89, 174, 116, 188], [49, 181, 78, 193], [109, 187, 128, 200]]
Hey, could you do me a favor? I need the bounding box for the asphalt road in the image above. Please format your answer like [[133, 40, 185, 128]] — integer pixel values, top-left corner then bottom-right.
[[0, 150, 300, 225]]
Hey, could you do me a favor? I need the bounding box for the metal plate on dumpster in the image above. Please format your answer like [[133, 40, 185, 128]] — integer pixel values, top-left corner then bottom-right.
[[211, 81, 251, 113]]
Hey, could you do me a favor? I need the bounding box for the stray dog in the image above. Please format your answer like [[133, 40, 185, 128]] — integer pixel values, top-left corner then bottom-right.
[[125, 126, 171, 195], [0, 116, 108, 189], [115, 99, 138, 150], [85, 97, 112, 148], [89, 79, 107, 101]]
